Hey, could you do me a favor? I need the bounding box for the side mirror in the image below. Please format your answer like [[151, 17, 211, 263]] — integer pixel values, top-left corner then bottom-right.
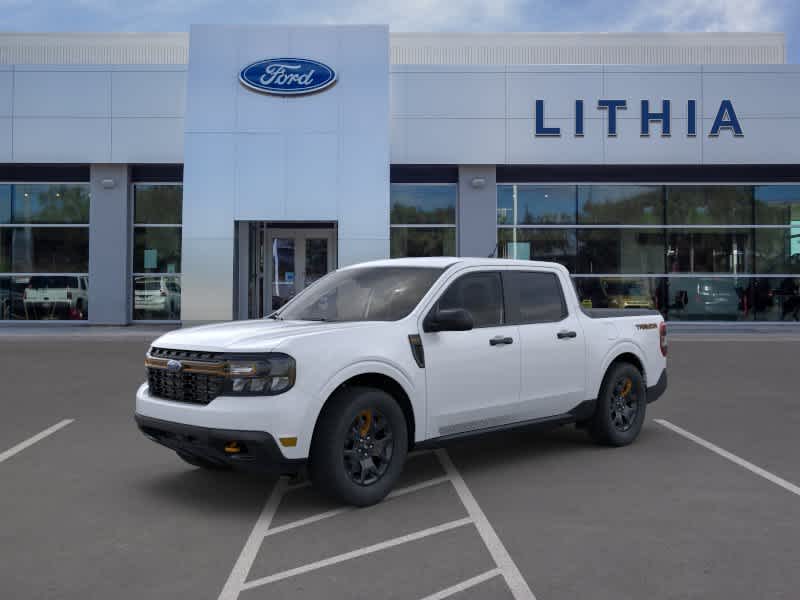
[[424, 307, 474, 332]]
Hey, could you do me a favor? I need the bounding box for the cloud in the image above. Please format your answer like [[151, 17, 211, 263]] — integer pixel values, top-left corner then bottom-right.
[[622, 0, 781, 32]]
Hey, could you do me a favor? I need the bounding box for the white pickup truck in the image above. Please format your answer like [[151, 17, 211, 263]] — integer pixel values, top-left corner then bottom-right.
[[136, 258, 667, 506]]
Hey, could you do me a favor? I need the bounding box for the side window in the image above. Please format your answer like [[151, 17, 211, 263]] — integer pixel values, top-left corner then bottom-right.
[[503, 271, 567, 324], [438, 272, 504, 328]]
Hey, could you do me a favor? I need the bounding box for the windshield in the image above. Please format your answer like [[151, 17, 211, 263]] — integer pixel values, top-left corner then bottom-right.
[[276, 266, 445, 322]]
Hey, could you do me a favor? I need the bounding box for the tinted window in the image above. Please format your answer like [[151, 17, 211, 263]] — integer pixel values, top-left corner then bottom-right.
[[438, 272, 504, 328], [504, 271, 566, 324], [578, 185, 663, 225], [497, 185, 576, 225], [278, 266, 444, 322]]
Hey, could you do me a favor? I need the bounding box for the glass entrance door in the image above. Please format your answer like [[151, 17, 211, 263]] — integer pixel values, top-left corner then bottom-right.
[[265, 228, 336, 314]]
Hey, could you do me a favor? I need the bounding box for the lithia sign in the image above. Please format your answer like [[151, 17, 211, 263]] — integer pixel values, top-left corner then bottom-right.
[[535, 99, 743, 138]]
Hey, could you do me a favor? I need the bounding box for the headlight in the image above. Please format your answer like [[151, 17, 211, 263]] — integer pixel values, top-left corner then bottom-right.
[[225, 353, 296, 396]]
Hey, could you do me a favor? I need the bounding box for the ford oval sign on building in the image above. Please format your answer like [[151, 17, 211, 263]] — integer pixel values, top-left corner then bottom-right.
[[239, 58, 337, 96]]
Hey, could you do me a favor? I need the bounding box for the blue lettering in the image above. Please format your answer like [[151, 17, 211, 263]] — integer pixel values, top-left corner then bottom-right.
[[687, 100, 697, 136], [535, 100, 561, 136], [597, 100, 627, 136], [641, 100, 671, 137], [575, 100, 584, 137], [709, 99, 743, 137]]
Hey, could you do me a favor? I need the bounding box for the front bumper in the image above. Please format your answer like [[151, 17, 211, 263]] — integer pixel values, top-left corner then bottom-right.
[[646, 370, 668, 404], [135, 413, 305, 475]]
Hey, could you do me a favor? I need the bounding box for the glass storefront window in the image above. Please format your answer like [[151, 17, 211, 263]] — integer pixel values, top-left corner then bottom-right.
[[577, 229, 665, 274], [132, 184, 182, 320], [664, 277, 750, 321], [497, 185, 576, 225], [133, 228, 181, 273], [755, 229, 800, 274], [754, 185, 800, 225], [391, 184, 456, 225], [391, 184, 457, 257], [1, 184, 90, 225], [666, 186, 753, 225], [497, 228, 576, 270], [133, 185, 182, 225], [573, 277, 663, 312], [751, 277, 800, 321], [0, 183, 90, 320], [1, 275, 89, 321], [1, 228, 90, 273], [132, 275, 181, 320], [390, 227, 456, 258], [578, 186, 663, 225], [666, 229, 753, 274]]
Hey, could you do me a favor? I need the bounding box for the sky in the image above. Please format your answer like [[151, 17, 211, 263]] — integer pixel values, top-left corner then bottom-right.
[[0, 0, 797, 63]]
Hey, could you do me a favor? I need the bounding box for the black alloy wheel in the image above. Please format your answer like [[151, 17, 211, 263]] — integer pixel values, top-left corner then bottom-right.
[[343, 408, 394, 486], [609, 376, 639, 433], [589, 361, 646, 446]]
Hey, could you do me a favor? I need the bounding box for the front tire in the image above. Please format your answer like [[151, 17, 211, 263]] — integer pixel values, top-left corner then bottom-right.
[[310, 386, 408, 507], [590, 362, 646, 446]]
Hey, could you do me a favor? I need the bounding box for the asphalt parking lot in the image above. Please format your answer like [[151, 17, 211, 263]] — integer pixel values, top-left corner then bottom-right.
[[1, 329, 799, 599]]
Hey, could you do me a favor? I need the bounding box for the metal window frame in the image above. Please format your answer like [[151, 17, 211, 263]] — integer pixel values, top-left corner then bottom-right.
[[495, 181, 800, 278], [0, 182, 92, 323], [496, 181, 800, 229], [390, 182, 459, 256], [130, 182, 184, 323]]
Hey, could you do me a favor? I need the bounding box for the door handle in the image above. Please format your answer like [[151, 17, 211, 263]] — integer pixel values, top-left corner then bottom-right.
[[489, 336, 514, 346], [557, 330, 577, 339]]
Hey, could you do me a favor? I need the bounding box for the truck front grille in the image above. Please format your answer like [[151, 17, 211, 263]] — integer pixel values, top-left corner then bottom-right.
[[146, 347, 226, 405]]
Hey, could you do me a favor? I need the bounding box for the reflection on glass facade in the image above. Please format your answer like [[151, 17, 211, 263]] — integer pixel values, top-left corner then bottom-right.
[[391, 184, 457, 258], [498, 184, 800, 321], [0, 183, 90, 320], [132, 184, 182, 320]]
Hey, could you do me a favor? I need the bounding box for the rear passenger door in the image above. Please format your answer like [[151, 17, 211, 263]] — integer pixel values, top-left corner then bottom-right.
[[503, 269, 587, 419], [421, 270, 521, 438]]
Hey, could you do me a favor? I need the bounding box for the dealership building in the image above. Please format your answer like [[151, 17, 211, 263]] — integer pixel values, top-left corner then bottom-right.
[[0, 27, 799, 325]]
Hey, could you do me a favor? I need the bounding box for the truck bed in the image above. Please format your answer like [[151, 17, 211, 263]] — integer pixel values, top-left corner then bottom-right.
[[581, 308, 661, 319]]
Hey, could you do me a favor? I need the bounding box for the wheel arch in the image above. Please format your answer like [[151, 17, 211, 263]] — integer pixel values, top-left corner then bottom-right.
[[312, 363, 419, 452], [595, 343, 647, 399]]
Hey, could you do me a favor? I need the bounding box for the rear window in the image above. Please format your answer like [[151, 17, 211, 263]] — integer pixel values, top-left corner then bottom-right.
[[135, 278, 162, 292], [503, 271, 567, 324], [29, 276, 78, 289]]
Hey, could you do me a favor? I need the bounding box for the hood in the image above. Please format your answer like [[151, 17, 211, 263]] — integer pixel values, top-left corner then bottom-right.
[[150, 319, 385, 353]]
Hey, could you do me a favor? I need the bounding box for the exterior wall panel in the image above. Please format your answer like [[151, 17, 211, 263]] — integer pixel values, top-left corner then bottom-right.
[[181, 25, 390, 322]]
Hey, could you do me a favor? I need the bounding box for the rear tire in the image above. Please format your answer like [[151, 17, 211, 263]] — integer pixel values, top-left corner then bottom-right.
[[310, 386, 408, 507], [590, 362, 646, 446], [176, 450, 230, 470]]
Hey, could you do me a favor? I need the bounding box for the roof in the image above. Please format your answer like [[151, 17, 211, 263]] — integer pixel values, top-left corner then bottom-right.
[[0, 31, 786, 66], [341, 257, 570, 272]]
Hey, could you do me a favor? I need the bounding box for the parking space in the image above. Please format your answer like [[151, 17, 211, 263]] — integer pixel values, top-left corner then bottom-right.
[[1, 333, 799, 599]]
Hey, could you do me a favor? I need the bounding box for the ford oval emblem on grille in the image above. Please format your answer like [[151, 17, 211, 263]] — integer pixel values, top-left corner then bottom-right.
[[239, 58, 337, 96], [166, 359, 183, 372]]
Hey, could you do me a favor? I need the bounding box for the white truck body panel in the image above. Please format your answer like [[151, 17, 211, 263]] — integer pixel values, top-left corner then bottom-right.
[[136, 258, 666, 462]]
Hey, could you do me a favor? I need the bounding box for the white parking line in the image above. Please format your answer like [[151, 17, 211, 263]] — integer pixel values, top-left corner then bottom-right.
[[263, 475, 451, 539], [435, 450, 537, 600], [0, 419, 74, 464], [241, 517, 473, 590], [655, 419, 800, 498], [218, 478, 288, 600], [418, 568, 502, 600]]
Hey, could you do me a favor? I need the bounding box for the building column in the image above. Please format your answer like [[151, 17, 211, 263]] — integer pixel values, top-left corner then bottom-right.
[[88, 164, 130, 324], [458, 166, 497, 258]]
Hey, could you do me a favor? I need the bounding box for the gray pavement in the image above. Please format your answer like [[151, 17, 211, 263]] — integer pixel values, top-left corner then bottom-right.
[[0, 333, 799, 599]]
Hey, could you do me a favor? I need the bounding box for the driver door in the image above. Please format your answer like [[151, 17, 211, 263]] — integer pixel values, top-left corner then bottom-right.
[[420, 270, 521, 438]]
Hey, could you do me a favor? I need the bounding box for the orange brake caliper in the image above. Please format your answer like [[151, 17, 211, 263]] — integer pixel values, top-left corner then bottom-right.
[[620, 378, 632, 398], [358, 409, 373, 437]]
